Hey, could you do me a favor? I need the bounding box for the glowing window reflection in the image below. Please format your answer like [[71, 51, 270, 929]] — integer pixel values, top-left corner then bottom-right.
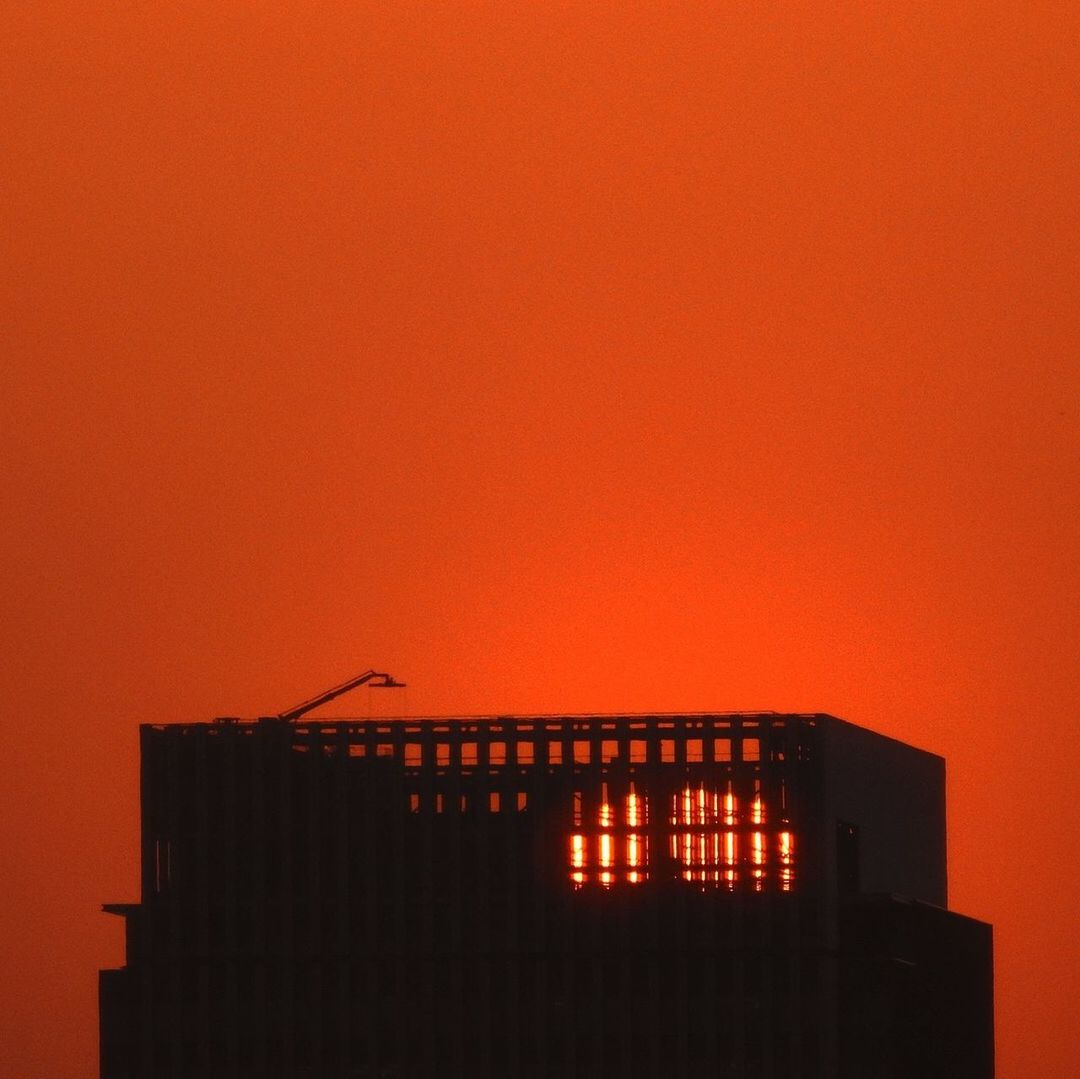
[[568, 783, 650, 887], [570, 780, 796, 892]]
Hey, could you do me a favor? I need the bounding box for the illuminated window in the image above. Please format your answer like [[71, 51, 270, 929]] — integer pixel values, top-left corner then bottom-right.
[[672, 784, 713, 882], [724, 828, 737, 888], [713, 738, 731, 762], [548, 741, 563, 765], [599, 830, 613, 886], [436, 743, 450, 766], [742, 738, 760, 762], [567, 779, 796, 892], [462, 742, 478, 766], [567, 782, 649, 887], [409, 793, 420, 812], [752, 830, 765, 890], [570, 833, 585, 885], [517, 791, 528, 810], [376, 743, 394, 757], [751, 781, 765, 824], [686, 739, 703, 763], [405, 743, 422, 766], [664, 782, 786, 890], [601, 740, 619, 763], [490, 792, 501, 812], [779, 831, 795, 890], [573, 741, 591, 764], [660, 739, 675, 762], [517, 742, 534, 764], [435, 793, 444, 813], [626, 785, 648, 882], [630, 739, 647, 763], [489, 742, 506, 765], [349, 744, 366, 758]]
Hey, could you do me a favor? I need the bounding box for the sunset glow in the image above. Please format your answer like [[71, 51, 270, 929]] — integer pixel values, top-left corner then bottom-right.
[[7, 2, 1077, 1074]]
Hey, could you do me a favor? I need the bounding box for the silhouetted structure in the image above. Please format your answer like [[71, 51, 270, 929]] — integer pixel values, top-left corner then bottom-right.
[[101, 712, 993, 1077]]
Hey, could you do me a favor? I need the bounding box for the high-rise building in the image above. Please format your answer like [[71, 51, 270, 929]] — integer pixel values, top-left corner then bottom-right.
[[100, 710, 993, 1077]]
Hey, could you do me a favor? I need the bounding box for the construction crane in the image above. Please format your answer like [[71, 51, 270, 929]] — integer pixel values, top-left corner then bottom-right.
[[272, 669, 406, 723]]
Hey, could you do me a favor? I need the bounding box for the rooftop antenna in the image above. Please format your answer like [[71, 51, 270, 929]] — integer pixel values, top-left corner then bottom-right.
[[273, 669, 406, 723]]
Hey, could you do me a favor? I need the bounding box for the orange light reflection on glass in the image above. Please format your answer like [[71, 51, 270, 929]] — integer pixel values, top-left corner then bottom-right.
[[570, 788, 652, 887], [568, 784, 793, 891], [571, 833, 585, 886], [600, 831, 613, 886], [599, 801, 613, 886], [780, 830, 795, 891], [752, 831, 765, 891]]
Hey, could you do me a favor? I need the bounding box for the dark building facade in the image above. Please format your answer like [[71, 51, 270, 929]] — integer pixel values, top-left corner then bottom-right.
[[100, 711, 993, 1078]]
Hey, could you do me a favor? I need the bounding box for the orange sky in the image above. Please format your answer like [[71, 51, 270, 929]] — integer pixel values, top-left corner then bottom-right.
[[3, 4, 1078, 1076]]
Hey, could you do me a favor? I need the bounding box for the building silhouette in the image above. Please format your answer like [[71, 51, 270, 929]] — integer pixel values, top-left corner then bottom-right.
[[100, 705, 993, 1077]]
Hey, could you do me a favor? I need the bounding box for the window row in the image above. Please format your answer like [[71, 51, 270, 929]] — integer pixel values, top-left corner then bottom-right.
[[407, 791, 530, 814], [568, 829, 796, 892], [346, 737, 765, 767], [567, 783, 796, 892]]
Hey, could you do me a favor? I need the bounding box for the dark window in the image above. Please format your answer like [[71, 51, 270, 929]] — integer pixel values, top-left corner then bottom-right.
[[837, 820, 860, 895]]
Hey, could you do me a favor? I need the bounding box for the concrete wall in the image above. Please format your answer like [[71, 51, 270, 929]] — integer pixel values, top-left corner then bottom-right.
[[820, 717, 947, 907]]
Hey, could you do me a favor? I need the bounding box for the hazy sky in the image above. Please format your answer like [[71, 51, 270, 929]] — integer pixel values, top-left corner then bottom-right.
[[3, 4, 1078, 1076]]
